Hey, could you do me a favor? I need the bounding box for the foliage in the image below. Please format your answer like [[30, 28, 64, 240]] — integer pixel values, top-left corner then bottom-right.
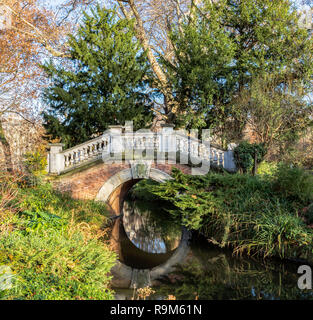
[[160, 1, 235, 128], [18, 183, 111, 228], [20, 210, 67, 234], [42, 5, 153, 147], [165, 0, 313, 143], [0, 175, 116, 300], [23, 146, 47, 186], [145, 167, 313, 261], [24, 147, 47, 175], [130, 179, 167, 202], [257, 161, 278, 177], [236, 76, 313, 153], [0, 229, 116, 300], [133, 286, 156, 300], [272, 163, 313, 203], [233, 142, 267, 173], [306, 204, 313, 225]]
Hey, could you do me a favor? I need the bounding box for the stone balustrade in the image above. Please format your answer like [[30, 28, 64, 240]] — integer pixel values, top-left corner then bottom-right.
[[47, 125, 237, 174]]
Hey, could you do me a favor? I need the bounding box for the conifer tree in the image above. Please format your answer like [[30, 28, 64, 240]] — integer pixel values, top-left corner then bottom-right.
[[164, 0, 313, 141], [42, 6, 152, 147]]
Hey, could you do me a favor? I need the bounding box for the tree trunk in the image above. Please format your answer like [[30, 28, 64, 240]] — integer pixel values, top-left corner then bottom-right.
[[253, 149, 258, 176]]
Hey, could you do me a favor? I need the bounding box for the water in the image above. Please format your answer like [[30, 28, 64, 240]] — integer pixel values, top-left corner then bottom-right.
[[111, 196, 313, 300]]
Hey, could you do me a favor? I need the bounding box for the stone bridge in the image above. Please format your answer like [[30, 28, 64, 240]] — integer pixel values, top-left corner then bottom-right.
[[47, 124, 237, 288], [47, 124, 236, 214]]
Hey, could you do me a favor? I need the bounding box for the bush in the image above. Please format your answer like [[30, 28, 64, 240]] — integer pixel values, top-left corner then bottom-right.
[[257, 161, 277, 176], [0, 177, 116, 300], [272, 164, 313, 204], [0, 229, 116, 300], [306, 203, 313, 225], [23, 146, 47, 187], [234, 142, 267, 173], [146, 167, 313, 261]]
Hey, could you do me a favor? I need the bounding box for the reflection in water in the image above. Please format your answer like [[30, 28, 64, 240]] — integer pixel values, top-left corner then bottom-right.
[[113, 193, 313, 300], [122, 199, 181, 254], [155, 235, 313, 300]]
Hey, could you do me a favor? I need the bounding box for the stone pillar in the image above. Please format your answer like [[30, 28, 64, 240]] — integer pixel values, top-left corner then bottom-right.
[[224, 143, 237, 172], [48, 143, 64, 174], [108, 125, 123, 155], [124, 121, 133, 133]]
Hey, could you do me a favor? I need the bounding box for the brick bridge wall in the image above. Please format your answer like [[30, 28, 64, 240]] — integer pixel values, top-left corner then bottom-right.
[[51, 161, 191, 214]]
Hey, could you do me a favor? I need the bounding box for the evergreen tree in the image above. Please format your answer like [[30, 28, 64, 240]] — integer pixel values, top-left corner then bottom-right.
[[42, 6, 152, 147], [164, 0, 313, 144]]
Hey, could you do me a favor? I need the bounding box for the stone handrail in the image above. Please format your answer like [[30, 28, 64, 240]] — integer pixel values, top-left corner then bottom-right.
[[47, 125, 237, 174]]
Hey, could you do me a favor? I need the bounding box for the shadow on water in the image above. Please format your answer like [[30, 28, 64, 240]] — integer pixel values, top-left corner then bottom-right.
[[111, 187, 313, 300]]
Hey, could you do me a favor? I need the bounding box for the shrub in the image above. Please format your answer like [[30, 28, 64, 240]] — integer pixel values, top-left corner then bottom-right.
[[0, 176, 116, 300], [23, 146, 47, 186], [272, 163, 313, 204], [257, 161, 277, 177], [20, 210, 67, 234], [0, 229, 116, 300], [19, 183, 110, 228], [306, 203, 313, 225], [234, 142, 267, 173], [147, 167, 313, 261]]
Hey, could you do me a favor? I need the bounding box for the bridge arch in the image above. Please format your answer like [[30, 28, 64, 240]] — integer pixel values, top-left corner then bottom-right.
[[95, 166, 172, 214], [96, 166, 191, 289]]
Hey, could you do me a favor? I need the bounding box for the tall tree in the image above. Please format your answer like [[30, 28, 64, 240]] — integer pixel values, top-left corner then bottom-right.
[[0, 0, 99, 171], [164, 0, 313, 147], [42, 6, 153, 147], [114, 0, 204, 125]]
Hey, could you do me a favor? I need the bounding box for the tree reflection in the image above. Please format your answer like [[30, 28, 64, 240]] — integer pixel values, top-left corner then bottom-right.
[[156, 240, 313, 300], [122, 199, 181, 254]]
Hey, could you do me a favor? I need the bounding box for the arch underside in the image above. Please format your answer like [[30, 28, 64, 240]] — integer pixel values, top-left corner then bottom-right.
[[95, 167, 172, 214]]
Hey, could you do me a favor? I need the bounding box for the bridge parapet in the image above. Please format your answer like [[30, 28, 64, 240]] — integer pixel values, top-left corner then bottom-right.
[[47, 125, 237, 175]]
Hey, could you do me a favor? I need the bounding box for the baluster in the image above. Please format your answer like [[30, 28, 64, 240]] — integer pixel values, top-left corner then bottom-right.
[[91, 144, 96, 156], [70, 153, 74, 166], [142, 137, 146, 149], [103, 139, 108, 153], [214, 150, 218, 165], [64, 154, 69, 167], [221, 152, 225, 167], [76, 150, 80, 164], [96, 143, 100, 155], [81, 149, 85, 163], [210, 149, 214, 164], [73, 151, 77, 164], [82, 148, 86, 162]]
